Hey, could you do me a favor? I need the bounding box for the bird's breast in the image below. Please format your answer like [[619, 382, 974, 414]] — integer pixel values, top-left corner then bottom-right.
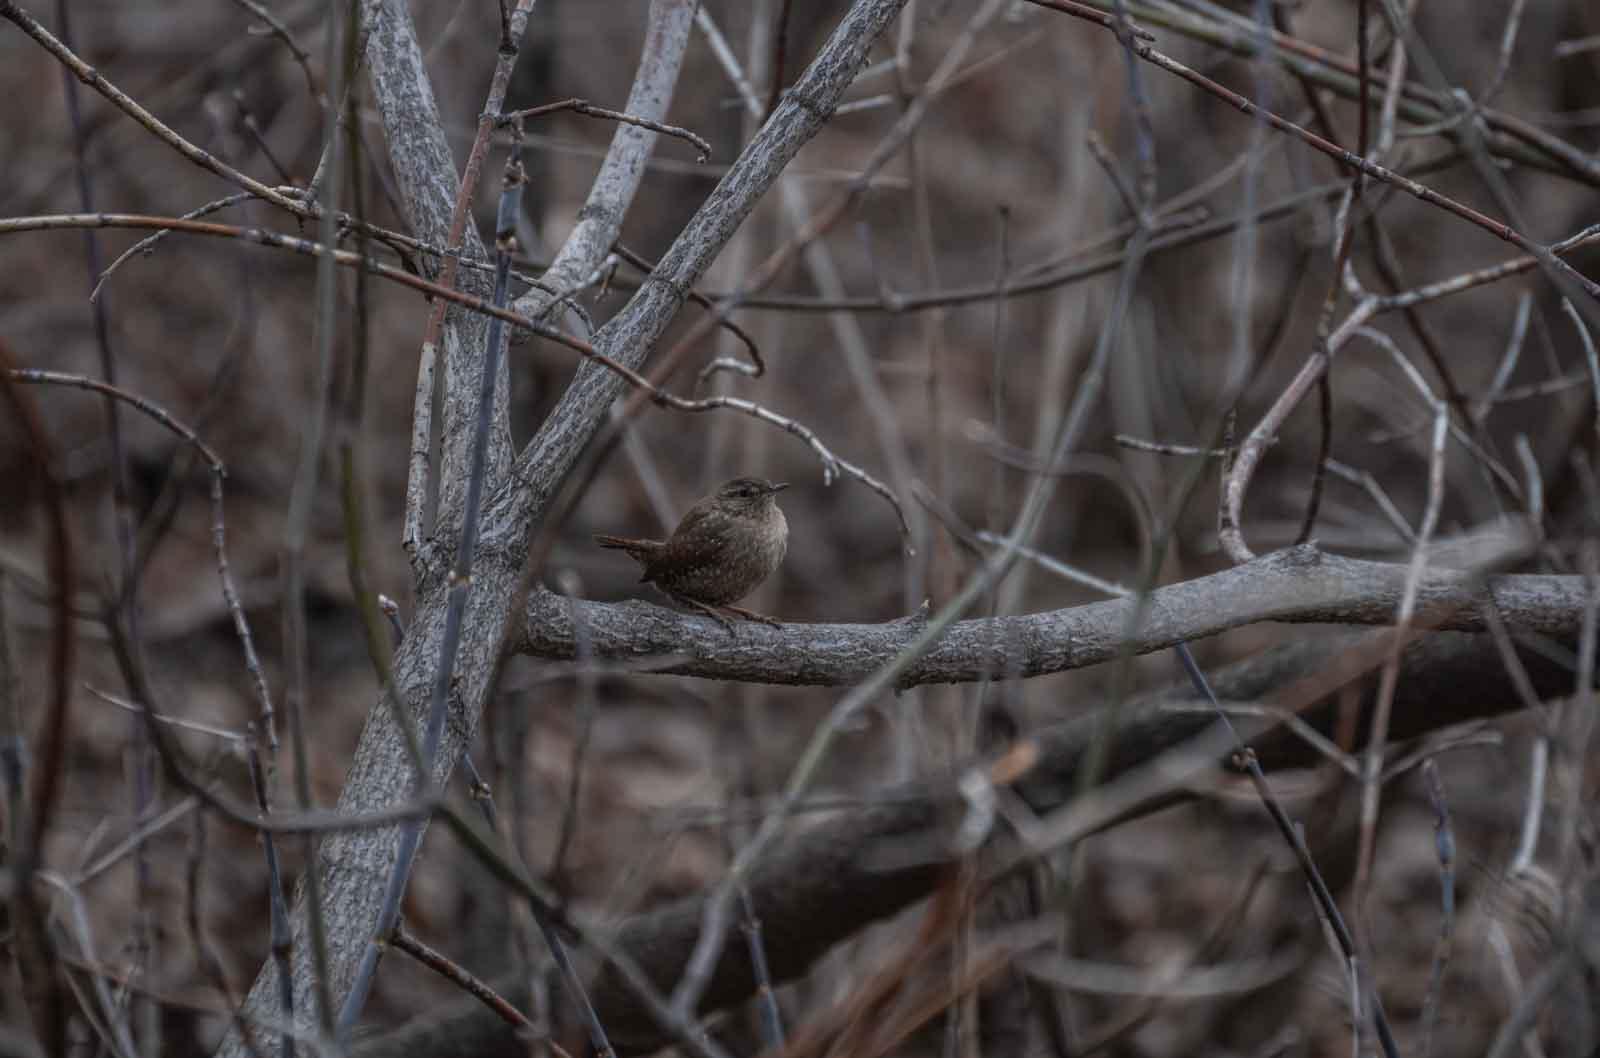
[[649, 506, 787, 604]]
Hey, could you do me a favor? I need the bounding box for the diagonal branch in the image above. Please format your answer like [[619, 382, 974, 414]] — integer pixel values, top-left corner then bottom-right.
[[510, 0, 699, 328], [502, 0, 915, 521], [218, 3, 913, 1055], [361, 0, 514, 541]]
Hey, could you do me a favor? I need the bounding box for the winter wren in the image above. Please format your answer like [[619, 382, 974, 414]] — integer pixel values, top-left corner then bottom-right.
[[595, 477, 789, 628]]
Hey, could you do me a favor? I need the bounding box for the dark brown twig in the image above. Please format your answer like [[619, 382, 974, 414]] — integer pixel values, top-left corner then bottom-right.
[[501, 97, 711, 161], [389, 924, 561, 1051], [0, 338, 75, 1058], [1024, 0, 1600, 299]]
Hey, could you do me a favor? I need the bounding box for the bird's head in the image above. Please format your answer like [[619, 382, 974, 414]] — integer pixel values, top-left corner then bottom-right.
[[715, 476, 789, 512]]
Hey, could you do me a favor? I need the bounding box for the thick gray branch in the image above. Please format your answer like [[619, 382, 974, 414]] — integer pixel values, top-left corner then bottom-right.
[[358, 625, 1594, 1058], [219, 5, 913, 1055], [521, 545, 1587, 686], [362, 0, 511, 533], [499, 0, 914, 523], [214, 562, 522, 1058], [361, 0, 484, 257], [511, 0, 697, 324]]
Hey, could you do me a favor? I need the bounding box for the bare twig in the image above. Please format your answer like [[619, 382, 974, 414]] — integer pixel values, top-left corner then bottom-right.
[[501, 97, 711, 161], [1419, 760, 1455, 1058], [0, 0, 307, 214]]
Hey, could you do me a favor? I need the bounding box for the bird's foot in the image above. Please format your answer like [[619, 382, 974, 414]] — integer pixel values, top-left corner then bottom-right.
[[719, 603, 783, 628], [669, 595, 780, 632], [670, 595, 738, 633]]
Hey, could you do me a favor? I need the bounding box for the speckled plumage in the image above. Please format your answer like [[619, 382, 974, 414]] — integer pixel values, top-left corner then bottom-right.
[[595, 477, 789, 609]]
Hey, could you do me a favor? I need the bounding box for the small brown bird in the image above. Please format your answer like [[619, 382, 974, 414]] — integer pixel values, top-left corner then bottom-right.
[[595, 477, 790, 628]]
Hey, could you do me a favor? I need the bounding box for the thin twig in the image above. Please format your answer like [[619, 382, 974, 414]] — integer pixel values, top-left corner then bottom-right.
[[227, 0, 321, 100], [0, 0, 307, 214], [389, 923, 566, 1051], [501, 97, 711, 161], [1418, 760, 1455, 1058], [1025, 0, 1600, 299], [1171, 647, 1401, 1058]]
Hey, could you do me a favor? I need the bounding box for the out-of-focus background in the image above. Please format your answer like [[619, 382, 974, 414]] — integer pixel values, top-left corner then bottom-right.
[[3, 0, 1600, 1054]]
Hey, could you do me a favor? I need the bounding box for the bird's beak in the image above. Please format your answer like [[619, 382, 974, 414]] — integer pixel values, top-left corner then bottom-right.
[[769, 482, 790, 493]]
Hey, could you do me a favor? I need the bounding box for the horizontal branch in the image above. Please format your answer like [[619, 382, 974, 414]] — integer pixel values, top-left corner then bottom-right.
[[360, 623, 1594, 1058], [521, 545, 1582, 687]]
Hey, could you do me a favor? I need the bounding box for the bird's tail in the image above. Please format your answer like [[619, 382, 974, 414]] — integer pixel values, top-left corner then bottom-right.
[[593, 534, 663, 565]]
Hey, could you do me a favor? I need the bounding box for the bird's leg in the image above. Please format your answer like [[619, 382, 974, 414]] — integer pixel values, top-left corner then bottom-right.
[[718, 603, 782, 628], [665, 594, 782, 632], [667, 593, 738, 633]]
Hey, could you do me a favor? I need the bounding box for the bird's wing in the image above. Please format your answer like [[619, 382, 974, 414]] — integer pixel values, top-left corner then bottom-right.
[[647, 501, 730, 583]]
